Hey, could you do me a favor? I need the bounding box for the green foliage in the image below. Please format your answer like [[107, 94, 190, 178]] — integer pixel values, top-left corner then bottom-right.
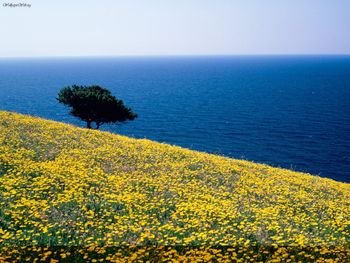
[[57, 85, 137, 129]]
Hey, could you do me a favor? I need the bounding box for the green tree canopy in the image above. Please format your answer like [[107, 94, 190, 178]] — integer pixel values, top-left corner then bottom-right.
[[57, 85, 137, 129]]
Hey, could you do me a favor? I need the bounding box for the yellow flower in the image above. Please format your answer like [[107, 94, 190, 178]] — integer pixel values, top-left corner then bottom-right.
[[0, 111, 349, 261]]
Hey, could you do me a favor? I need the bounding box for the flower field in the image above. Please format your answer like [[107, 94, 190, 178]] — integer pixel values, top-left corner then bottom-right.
[[0, 111, 349, 262]]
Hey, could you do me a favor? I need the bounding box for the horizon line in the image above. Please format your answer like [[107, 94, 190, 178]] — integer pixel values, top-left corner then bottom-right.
[[1, 54, 350, 59]]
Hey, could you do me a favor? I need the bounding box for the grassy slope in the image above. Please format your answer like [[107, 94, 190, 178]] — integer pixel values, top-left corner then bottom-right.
[[0, 111, 349, 261]]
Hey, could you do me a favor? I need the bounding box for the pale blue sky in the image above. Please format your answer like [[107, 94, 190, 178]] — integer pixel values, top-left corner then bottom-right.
[[0, 0, 349, 57]]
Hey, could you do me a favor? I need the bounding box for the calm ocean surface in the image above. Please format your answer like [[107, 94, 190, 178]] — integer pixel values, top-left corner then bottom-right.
[[0, 56, 349, 182]]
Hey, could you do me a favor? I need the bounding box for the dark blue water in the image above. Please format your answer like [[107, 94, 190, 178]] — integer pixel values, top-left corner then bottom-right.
[[0, 56, 349, 182]]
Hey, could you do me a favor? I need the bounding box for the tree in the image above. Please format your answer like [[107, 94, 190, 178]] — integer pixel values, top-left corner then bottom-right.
[[57, 85, 137, 129]]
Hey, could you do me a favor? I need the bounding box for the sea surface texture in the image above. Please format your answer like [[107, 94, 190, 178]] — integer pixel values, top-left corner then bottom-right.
[[0, 56, 349, 182]]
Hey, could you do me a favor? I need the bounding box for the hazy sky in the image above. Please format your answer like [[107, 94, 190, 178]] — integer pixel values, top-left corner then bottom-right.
[[0, 0, 349, 57]]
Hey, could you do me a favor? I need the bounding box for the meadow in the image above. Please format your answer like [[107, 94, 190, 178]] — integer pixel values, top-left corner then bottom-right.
[[0, 111, 349, 262]]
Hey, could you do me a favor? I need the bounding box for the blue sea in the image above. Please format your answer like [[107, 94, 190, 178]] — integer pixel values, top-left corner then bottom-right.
[[0, 56, 349, 182]]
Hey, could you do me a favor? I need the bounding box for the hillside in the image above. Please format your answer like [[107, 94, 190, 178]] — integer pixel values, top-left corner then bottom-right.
[[0, 111, 349, 262]]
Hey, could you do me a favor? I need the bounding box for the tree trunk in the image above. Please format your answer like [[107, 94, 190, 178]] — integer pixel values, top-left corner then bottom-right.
[[96, 122, 102, 129]]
